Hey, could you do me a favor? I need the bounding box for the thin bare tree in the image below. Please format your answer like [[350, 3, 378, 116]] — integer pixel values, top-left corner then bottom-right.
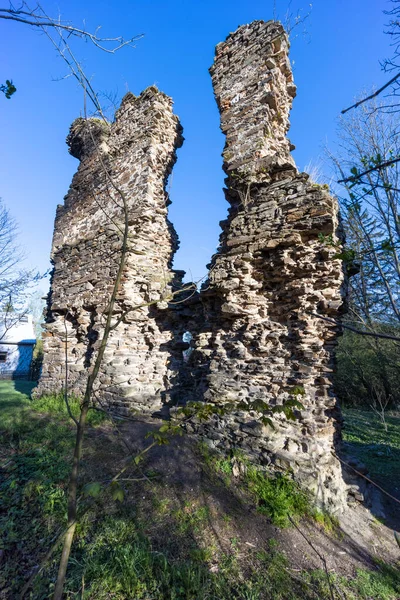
[[0, 198, 41, 338], [332, 104, 400, 327], [327, 100, 400, 408]]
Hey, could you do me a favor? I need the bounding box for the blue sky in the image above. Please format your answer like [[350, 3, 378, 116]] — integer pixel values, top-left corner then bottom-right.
[[0, 0, 391, 290]]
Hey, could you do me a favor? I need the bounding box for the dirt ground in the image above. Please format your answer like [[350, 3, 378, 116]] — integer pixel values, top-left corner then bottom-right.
[[88, 417, 400, 580]]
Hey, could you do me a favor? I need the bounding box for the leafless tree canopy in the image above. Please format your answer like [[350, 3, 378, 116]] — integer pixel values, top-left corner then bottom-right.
[[0, 2, 143, 116], [342, 0, 400, 114], [333, 104, 400, 326], [0, 2, 143, 52], [328, 102, 400, 407], [0, 199, 41, 337]]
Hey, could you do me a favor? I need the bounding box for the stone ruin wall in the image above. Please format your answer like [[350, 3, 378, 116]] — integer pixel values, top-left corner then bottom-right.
[[190, 21, 348, 511], [36, 21, 348, 511], [35, 88, 188, 413]]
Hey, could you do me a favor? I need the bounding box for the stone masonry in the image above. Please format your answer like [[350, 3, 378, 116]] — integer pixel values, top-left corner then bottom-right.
[[189, 21, 348, 511], [36, 21, 348, 511], [35, 87, 185, 412]]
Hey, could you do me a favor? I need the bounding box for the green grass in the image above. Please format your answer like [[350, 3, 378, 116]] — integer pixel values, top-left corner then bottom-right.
[[347, 561, 400, 600], [313, 510, 340, 535], [198, 442, 311, 527], [307, 566, 400, 600], [245, 466, 310, 527], [0, 379, 35, 431], [0, 381, 75, 594], [32, 391, 105, 425], [342, 408, 400, 483], [47, 518, 313, 600], [173, 504, 211, 534], [34, 522, 400, 600], [1, 383, 399, 599], [0, 381, 104, 595]]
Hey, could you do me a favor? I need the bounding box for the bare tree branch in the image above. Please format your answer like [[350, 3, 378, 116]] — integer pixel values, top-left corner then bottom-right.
[[62, 313, 79, 427], [0, 3, 143, 53], [337, 157, 400, 183], [287, 516, 336, 600], [341, 71, 400, 114], [333, 452, 400, 505], [310, 312, 400, 342]]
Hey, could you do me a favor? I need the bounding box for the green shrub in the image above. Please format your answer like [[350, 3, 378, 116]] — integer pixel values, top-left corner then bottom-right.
[[335, 329, 400, 409]]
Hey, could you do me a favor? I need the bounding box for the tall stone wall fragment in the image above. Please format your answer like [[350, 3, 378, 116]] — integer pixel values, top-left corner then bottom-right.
[[35, 88, 184, 413], [35, 23, 348, 511], [192, 21, 348, 511]]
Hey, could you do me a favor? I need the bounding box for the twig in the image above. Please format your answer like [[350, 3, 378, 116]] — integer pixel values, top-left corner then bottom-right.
[[0, 5, 143, 53], [332, 452, 400, 505], [63, 312, 78, 426], [91, 390, 133, 454], [341, 72, 400, 114], [310, 312, 400, 342], [337, 157, 400, 183], [288, 516, 336, 600]]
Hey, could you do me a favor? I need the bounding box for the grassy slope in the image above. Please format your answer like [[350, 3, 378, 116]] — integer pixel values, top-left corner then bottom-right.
[[342, 408, 400, 489], [0, 382, 399, 599]]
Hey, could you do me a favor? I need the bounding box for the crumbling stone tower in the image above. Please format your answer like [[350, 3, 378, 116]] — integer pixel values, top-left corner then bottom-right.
[[36, 21, 348, 511], [35, 88, 184, 412], [191, 21, 347, 510]]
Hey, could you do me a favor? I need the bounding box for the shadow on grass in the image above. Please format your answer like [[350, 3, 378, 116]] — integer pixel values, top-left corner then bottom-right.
[[341, 407, 400, 528], [13, 379, 37, 397], [2, 393, 400, 599], [0, 408, 322, 599], [0, 408, 75, 595]]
